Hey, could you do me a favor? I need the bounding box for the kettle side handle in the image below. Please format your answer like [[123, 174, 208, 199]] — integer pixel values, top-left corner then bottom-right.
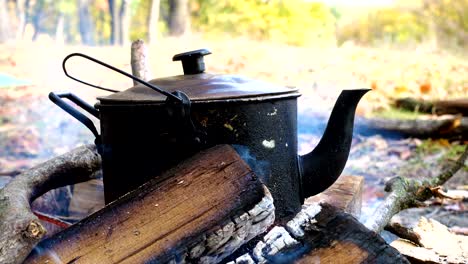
[[49, 92, 100, 140]]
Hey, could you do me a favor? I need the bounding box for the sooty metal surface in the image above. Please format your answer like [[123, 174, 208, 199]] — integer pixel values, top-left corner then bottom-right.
[[98, 98, 301, 220]]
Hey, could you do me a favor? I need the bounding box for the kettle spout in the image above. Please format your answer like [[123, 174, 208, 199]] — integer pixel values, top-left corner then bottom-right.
[[299, 89, 370, 199]]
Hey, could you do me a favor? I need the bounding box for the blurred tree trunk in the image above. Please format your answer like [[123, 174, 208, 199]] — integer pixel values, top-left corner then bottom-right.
[[23, 0, 31, 38], [64, 15, 74, 43], [97, 10, 106, 45], [14, 0, 29, 40], [168, 0, 190, 36], [78, 0, 95, 45], [119, 0, 130, 46], [147, 0, 160, 43], [109, 0, 131, 46], [31, 0, 44, 41], [55, 13, 65, 44], [0, 0, 11, 43], [108, 0, 119, 45]]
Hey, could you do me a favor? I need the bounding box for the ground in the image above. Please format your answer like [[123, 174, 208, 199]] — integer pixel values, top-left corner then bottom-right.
[[0, 37, 467, 235]]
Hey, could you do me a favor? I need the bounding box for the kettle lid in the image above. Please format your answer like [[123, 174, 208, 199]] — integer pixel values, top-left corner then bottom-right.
[[98, 49, 299, 104]]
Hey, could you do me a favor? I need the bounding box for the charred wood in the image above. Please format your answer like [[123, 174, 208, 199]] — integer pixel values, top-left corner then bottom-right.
[[24, 145, 274, 264], [304, 175, 363, 218], [228, 176, 406, 263], [295, 204, 408, 263], [230, 204, 407, 264]]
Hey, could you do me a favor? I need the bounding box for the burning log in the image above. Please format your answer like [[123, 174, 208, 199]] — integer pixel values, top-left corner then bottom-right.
[[294, 204, 408, 263], [228, 176, 407, 263], [24, 145, 274, 264], [0, 145, 101, 264], [231, 206, 407, 263]]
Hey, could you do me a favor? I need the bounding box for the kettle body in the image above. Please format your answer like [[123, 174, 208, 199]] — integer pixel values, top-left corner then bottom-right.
[[50, 50, 369, 222]]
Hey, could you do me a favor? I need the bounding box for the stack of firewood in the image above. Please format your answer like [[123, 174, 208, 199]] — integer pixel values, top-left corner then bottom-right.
[[1, 143, 408, 264], [1, 40, 466, 264]]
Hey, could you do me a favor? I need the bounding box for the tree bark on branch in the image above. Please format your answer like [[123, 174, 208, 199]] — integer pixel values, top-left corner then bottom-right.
[[131, 39, 152, 83], [365, 145, 468, 233], [0, 145, 101, 264]]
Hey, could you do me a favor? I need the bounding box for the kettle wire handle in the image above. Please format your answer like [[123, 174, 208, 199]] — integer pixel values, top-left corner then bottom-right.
[[62, 53, 183, 103]]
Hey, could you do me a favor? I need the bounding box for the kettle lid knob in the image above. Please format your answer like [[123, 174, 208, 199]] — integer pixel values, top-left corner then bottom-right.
[[173, 49, 212, 75]]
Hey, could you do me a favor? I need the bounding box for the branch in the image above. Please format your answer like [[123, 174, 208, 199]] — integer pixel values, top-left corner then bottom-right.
[[130, 39, 152, 84], [0, 145, 101, 264], [365, 145, 468, 233], [0, 39, 149, 264]]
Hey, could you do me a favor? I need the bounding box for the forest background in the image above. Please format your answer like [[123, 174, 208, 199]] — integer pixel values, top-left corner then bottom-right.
[[0, 0, 466, 50]]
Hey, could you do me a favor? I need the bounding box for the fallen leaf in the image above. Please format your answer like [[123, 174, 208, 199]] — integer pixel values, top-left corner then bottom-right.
[[435, 138, 451, 147], [419, 82, 431, 94], [394, 85, 408, 95]]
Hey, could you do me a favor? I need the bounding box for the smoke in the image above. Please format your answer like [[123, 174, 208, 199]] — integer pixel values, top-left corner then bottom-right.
[[34, 99, 96, 158], [263, 243, 311, 263], [232, 144, 271, 184], [29, 245, 63, 264]]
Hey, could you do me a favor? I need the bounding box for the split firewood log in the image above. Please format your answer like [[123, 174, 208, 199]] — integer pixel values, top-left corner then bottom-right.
[[0, 145, 101, 264], [228, 175, 408, 263], [292, 204, 408, 263], [230, 205, 407, 263], [24, 145, 275, 264], [304, 175, 363, 217]]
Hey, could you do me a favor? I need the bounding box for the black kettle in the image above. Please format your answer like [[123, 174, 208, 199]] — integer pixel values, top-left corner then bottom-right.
[[50, 49, 369, 220]]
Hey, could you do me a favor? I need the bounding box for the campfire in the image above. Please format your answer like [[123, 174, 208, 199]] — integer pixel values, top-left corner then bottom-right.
[[0, 41, 466, 264]]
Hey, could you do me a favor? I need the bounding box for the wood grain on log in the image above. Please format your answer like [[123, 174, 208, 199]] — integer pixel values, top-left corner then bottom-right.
[[231, 204, 407, 264], [0, 145, 101, 264], [229, 175, 407, 264], [24, 145, 274, 264], [295, 204, 408, 264], [305, 175, 363, 217]]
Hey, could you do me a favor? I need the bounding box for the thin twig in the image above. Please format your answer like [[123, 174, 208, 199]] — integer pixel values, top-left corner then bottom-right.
[[130, 39, 152, 84], [365, 145, 468, 233]]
